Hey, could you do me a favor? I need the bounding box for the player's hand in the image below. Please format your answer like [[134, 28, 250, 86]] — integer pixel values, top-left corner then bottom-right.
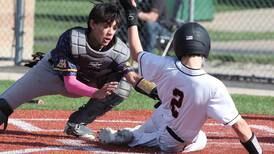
[[119, 0, 137, 9], [130, 0, 137, 7], [119, 0, 138, 27], [92, 82, 118, 99]]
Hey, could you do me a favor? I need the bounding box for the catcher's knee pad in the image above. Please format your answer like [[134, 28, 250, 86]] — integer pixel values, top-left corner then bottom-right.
[[114, 77, 132, 99], [0, 98, 13, 130], [68, 93, 124, 124]]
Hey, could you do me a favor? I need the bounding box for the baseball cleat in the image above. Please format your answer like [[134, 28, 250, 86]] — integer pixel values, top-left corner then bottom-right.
[[98, 127, 117, 144], [64, 122, 95, 140], [98, 127, 133, 145], [0, 111, 8, 130]]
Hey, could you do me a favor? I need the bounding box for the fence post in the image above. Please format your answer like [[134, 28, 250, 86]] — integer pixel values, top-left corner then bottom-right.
[[14, 0, 25, 65], [188, 0, 195, 22]]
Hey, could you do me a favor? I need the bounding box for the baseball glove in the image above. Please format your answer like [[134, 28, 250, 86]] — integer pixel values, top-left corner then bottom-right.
[[24, 52, 45, 68]]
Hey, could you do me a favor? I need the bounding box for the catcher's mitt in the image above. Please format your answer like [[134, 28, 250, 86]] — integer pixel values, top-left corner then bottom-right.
[[24, 52, 45, 68]]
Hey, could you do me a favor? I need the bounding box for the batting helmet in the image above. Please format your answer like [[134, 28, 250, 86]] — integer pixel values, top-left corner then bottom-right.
[[173, 22, 211, 59]]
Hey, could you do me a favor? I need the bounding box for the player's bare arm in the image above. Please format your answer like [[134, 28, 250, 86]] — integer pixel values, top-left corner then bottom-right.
[[232, 117, 262, 153], [124, 71, 140, 85], [128, 26, 142, 61], [232, 117, 253, 141]]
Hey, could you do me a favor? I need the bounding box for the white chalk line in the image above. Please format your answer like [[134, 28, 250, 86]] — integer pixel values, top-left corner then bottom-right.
[[0, 139, 143, 154], [250, 124, 274, 134], [0, 146, 144, 154], [9, 119, 43, 132]]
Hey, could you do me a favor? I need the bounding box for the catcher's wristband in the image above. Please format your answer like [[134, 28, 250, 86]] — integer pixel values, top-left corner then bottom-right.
[[134, 78, 159, 100], [241, 132, 263, 154]]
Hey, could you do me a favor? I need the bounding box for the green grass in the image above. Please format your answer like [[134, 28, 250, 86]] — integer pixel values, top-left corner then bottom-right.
[[17, 90, 156, 111], [35, 0, 92, 16], [208, 52, 274, 64], [34, 0, 91, 52], [34, 20, 84, 39], [232, 94, 274, 115], [1, 80, 273, 115]]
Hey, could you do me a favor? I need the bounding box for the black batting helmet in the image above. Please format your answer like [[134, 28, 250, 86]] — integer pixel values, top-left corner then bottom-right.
[[173, 22, 211, 59]]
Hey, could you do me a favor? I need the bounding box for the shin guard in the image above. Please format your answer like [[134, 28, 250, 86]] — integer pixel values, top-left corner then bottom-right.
[[0, 98, 13, 130]]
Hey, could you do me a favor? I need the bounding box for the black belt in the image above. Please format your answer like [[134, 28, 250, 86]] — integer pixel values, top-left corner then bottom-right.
[[154, 101, 162, 109], [166, 126, 184, 143]]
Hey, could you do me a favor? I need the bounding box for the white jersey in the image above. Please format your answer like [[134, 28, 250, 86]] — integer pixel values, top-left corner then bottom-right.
[[138, 52, 241, 143]]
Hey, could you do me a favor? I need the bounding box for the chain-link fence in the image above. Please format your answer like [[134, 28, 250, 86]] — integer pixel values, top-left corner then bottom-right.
[[0, 0, 35, 64], [0, 0, 273, 83], [203, 0, 274, 84], [0, 0, 15, 61]]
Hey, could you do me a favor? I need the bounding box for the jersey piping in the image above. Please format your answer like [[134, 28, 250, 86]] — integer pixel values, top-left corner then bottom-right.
[[175, 61, 207, 76], [138, 52, 146, 76], [224, 113, 241, 125]]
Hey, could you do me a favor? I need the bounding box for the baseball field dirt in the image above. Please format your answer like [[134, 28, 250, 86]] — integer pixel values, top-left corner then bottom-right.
[[0, 110, 273, 153]]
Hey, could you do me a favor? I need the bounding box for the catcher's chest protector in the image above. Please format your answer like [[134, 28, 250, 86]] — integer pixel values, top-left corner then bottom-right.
[[70, 28, 130, 84]]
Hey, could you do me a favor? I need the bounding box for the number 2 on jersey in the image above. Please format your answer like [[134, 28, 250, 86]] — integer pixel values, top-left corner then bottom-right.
[[171, 88, 184, 118]]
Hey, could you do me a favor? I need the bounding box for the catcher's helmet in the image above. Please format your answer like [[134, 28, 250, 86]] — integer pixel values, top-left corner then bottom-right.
[[173, 22, 210, 59]]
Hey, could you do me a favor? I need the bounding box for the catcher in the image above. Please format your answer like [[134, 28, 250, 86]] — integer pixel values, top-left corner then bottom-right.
[[0, 2, 158, 140]]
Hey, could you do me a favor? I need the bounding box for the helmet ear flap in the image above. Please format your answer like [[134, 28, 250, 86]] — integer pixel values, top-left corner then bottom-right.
[[173, 22, 211, 59]]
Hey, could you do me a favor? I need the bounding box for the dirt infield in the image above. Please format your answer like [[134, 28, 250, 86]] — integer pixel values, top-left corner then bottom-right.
[[0, 110, 273, 154]]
